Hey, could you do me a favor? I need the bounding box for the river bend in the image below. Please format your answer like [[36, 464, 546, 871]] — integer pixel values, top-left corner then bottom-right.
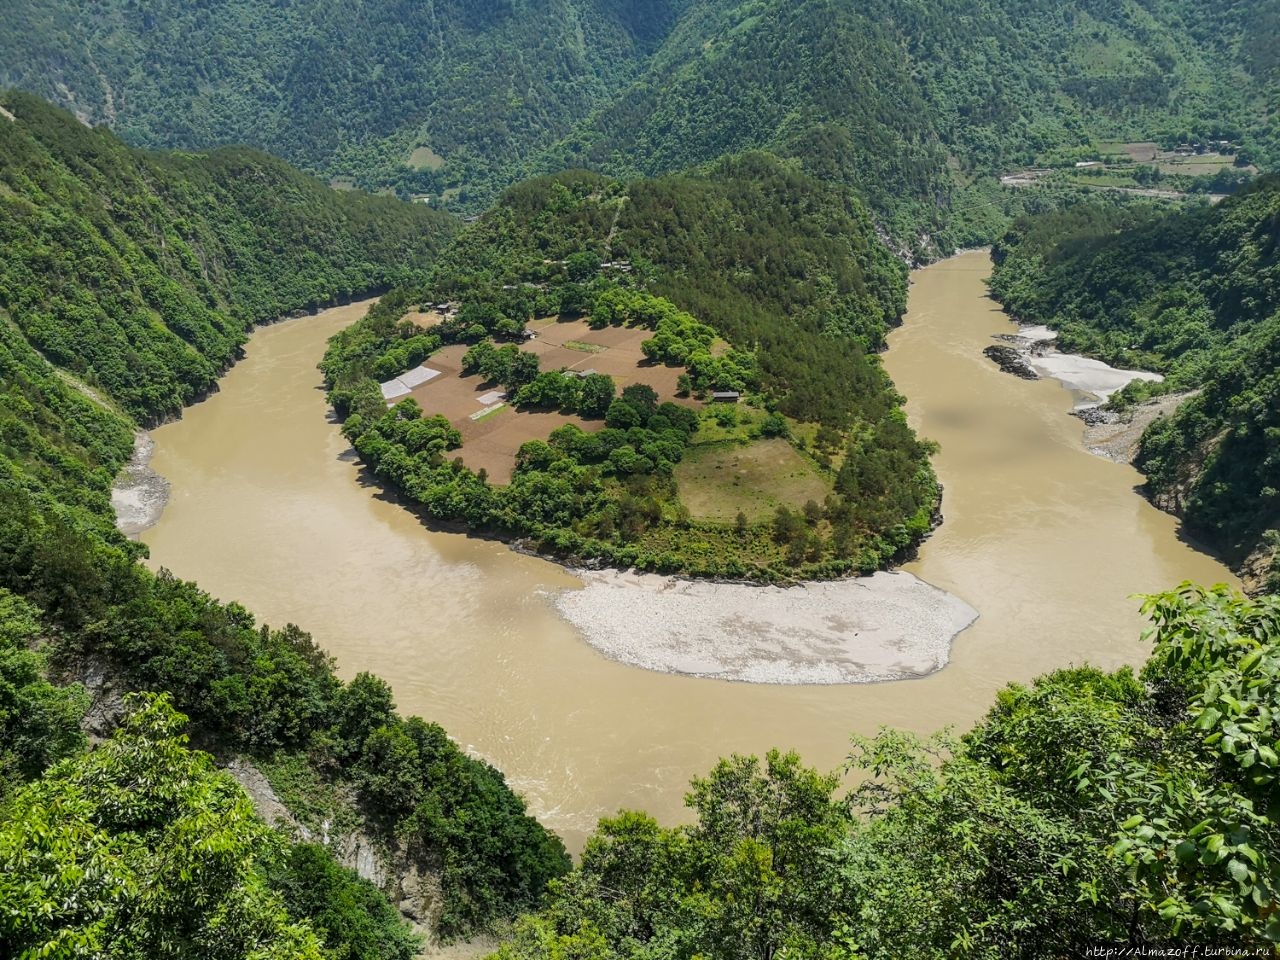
[[141, 252, 1235, 852]]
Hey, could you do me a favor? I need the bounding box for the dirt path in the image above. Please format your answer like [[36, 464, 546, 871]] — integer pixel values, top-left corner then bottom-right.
[[999, 169, 1223, 203]]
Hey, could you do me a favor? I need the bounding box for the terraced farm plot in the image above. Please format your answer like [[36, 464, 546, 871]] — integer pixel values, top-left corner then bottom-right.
[[1154, 152, 1239, 176], [525, 317, 692, 400], [675, 438, 830, 522], [1106, 141, 1158, 162]]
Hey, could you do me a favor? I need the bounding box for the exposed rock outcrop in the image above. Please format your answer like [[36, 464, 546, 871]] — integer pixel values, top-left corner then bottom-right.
[[1074, 391, 1195, 465], [223, 758, 445, 945], [983, 344, 1039, 380], [67, 658, 446, 945], [1239, 540, 1278, 597], [73, 661, 130, 743]]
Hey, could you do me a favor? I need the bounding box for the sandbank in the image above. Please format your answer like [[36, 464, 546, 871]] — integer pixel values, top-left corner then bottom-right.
[[551, 569, 979, 684], [1029, 353, 1162, 403]]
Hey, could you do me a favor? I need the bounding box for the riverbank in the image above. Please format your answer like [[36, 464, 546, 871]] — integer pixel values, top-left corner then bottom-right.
[[1029, 350, 1163, 404], [984, 323, 1194, 467], [110, 431, 169, 538], [140, 252, 1236, 854], [1077, 392, 1195, 464], [551, 568, 979, 683], [987, 323, 1163, 406], [109, 297, 382, 540]]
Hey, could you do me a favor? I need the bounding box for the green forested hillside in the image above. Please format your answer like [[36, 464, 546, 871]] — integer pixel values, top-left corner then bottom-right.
[[324, 158, 938, 580], [428, 155, 910, 412], [989, 177, 1280, 589], [0, 90, 456, 421], [2, 0, 1273, 247], [0, 310, 135, 547], [0, 94, 569, 953], [1, 691, 332, 959], [0, 0, 688, 202], [494, 585, 1280, 956], [544, 0, 1275, 247]]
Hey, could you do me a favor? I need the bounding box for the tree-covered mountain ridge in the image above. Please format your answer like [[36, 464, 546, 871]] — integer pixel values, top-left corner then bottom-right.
[[989, 176, 1280, 595], [533, 0, 1278, 252], [2, 0, 1275, 253], [0, 89, 459, 422], [0, 92, 571, 956], [0, 0, 693, 208]]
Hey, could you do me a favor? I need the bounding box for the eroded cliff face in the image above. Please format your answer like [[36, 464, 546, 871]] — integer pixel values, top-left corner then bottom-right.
[[72, 660, 447, 946], [1139, 436, 1276, 598], [224, 759, 447, 945], [1239, 538, 1279, 597], [1144, 475, 1276, 597], [1068, 400, 1272, 597], [76, 661, 130, 744]]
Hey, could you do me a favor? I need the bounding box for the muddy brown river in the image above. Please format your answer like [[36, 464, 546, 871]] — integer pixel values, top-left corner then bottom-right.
[[142, 251, 1235, 853]]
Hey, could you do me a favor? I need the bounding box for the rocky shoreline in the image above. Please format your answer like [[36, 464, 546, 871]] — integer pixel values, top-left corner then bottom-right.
[[983, 323, 1163, 408], [550, 568, 979, 684], [982, 343, 1039, 379], [982, 323, 1188, 467], [110, 431, 170, 538], [1072, 392, 1194, 464]]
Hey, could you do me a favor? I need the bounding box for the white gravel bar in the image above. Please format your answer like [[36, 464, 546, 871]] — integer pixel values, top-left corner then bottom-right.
[[1017, 324, 1059, 342], [1002, 324, 1163, 404], [1029, 353, 1162, 403], [111, 431, 170, 538], [552, 569, 979, 684]]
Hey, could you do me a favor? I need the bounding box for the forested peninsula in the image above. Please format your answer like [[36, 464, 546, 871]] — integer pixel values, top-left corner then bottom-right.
[[323, 160, 938, 581]]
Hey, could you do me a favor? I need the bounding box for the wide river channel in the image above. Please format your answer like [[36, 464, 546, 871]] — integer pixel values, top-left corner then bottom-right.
[[142, 249, 1235, 853]]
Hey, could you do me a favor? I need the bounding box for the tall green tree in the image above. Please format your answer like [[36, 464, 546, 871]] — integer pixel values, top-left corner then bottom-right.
[[0, 694, 325, 959], [0, 589, 87, 796]]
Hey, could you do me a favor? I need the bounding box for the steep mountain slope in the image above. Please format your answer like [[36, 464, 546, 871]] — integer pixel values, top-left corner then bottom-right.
[[542, 0, 1275, 248], [4, 0, 1273, 251], [0, 94, 568, 950], [989, 177, 1280, 591], [0, 0, 690, 201], [0, 90, 456, 421]]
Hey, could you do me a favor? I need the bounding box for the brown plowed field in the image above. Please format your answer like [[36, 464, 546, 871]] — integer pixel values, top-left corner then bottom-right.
[[399, 318, 697, 483]]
